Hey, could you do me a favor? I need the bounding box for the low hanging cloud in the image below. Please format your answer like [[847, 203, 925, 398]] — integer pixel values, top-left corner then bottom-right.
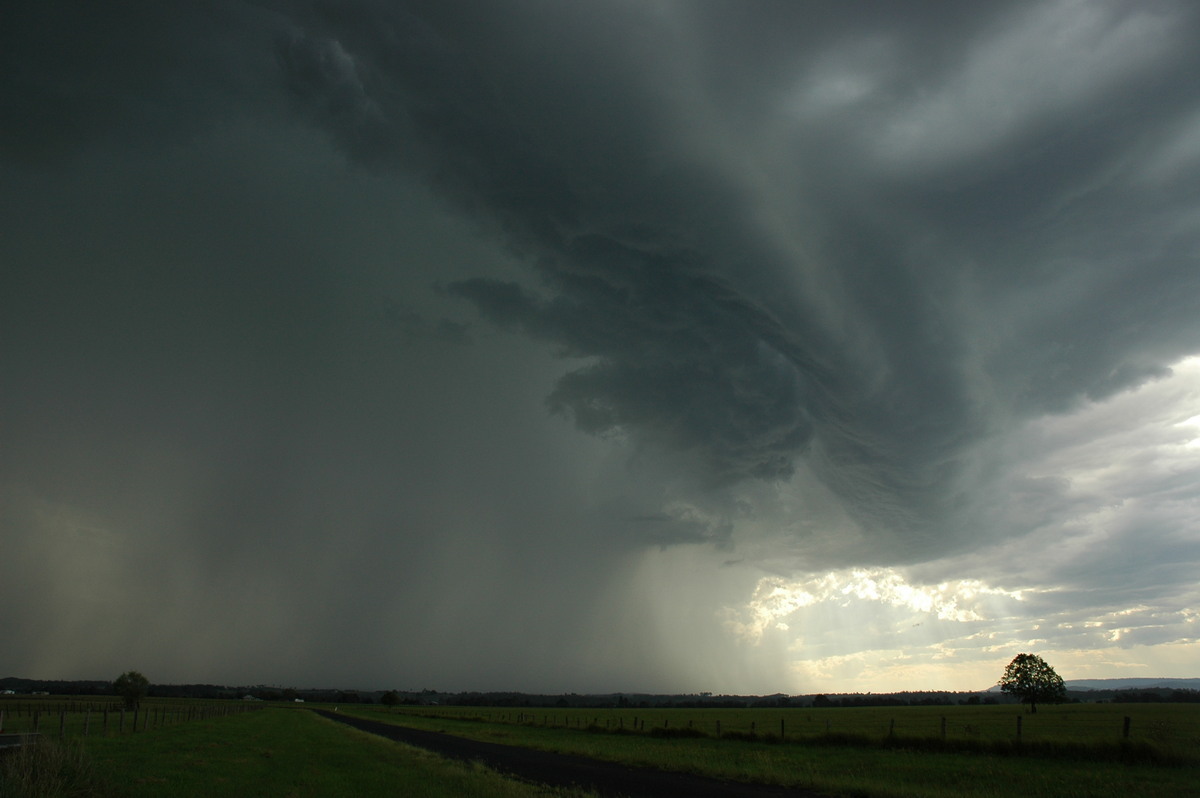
[[275, 0, 1200, 559], [448, 256, 820, 484]]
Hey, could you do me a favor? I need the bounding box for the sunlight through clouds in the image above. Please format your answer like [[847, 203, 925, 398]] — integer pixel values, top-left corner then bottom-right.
[[716, 354, 1200, 691], [725, 569, 1025, 646]]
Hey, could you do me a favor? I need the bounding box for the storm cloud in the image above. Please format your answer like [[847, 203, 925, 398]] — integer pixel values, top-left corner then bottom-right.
[[3, 0, 1199, 693]]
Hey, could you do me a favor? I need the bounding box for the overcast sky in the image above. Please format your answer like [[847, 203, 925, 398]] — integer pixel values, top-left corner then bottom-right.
[[3, 0, 1200, 694]]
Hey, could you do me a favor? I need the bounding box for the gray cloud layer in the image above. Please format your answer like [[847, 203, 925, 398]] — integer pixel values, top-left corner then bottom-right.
[[3, 0, 1199, 691], [272, 0, 1200, 551]]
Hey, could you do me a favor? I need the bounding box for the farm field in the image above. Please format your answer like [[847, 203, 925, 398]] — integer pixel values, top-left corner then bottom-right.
[[5, 697, 1199, 797], [338, 703, 1200, 798], [0, 696, 256, 738], [2, 704, 596, 798], [366, 701, 1200, 751]]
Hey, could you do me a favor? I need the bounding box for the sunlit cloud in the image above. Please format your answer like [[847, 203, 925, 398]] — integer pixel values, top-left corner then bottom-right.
[[726, 569, 1026, 646]]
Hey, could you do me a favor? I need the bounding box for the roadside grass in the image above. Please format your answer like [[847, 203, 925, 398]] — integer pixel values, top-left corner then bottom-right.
[[0, 737, 106, 797], [73, 708, 595, 798], [342, 705, 1200, 798]]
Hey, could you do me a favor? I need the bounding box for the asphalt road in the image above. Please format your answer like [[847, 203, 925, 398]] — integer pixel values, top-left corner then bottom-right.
[[313, 709, 832, 797]]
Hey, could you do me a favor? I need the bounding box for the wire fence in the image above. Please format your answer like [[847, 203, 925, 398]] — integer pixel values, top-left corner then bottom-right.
[[0, 700, 262, 742]]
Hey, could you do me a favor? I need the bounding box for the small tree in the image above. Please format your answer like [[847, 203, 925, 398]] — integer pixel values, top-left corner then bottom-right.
[[380, 690, 400, 707], [999, 653, 1065, 713], [113, 670, 150, 710]]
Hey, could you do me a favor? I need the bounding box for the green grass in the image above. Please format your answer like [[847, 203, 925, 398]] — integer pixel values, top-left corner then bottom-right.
[[339, 704, 1200, 798], [0, 737, 106, 797], [7, 700, 1199, 797], [0, 699, 250, 738], [15, 708, 595, 798], [377, 702, 1200, 751]]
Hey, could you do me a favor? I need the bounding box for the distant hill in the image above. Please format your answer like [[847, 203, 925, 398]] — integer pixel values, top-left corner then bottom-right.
[[1064, 677, 1200, 691], [986, 677, 1200, 692]]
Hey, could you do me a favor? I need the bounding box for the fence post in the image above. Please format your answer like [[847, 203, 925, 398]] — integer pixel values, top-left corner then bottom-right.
[[119, 709, 125, 733], [716, 719, 721, 738], [84, 710, 90, 737], [888, 718, 895, 738], [781, 718, 785, 740], [59, 711, 66, 739], [941, 716, 946, 739], [1016, 715, 1022, 739], [0, 709, 4, 733], [1123, 716, 1131, 739], [33, 711, 40, 733]]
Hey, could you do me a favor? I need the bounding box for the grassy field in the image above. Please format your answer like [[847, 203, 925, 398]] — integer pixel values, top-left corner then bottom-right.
[[338, 703, 1200, 798], [373, 701, 1200, 752], [4, 699, 1198, 797], [1, 707, 596, 798], [0, 697, 255, 737]]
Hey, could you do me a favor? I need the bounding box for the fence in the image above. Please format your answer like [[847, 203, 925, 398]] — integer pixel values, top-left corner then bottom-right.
[[0, 700, 261, 743], [379, 702, 1199, 753]]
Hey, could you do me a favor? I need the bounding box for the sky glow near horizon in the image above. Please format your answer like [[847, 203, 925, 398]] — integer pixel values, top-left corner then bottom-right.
[[3, 0, 1200, 695]]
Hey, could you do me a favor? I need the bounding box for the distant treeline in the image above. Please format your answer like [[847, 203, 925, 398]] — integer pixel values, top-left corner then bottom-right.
[[1099, 688, 1200, 703], [0, 677, 111, 696], [0, 677, 360, 704], [4, 676, 1198, 706]]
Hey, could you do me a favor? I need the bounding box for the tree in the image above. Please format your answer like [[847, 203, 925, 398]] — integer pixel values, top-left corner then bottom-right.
[[113, 670, 150, 710], [999, 653, 1066, 713], [380, 690, 400, 707]]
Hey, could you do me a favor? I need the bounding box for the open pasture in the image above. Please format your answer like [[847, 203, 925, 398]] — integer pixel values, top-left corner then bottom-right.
[[344, 703, 1200, 797], [0, 696, 255, 738], [3, 706, 593, 798], [374, 701, 1200, 755], [5, 698, 1198, 797]]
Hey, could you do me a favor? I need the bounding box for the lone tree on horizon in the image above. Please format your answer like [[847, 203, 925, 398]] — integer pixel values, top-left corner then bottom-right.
[[113, 670, 150, 710], [999, 653, 1066, 713]]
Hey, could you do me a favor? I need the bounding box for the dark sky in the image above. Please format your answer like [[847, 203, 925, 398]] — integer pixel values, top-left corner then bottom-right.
[[3, 0, 1199, 693]]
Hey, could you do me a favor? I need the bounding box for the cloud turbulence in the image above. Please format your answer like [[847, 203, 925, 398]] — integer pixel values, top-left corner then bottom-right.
[[3, 0, 1200, 693]]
